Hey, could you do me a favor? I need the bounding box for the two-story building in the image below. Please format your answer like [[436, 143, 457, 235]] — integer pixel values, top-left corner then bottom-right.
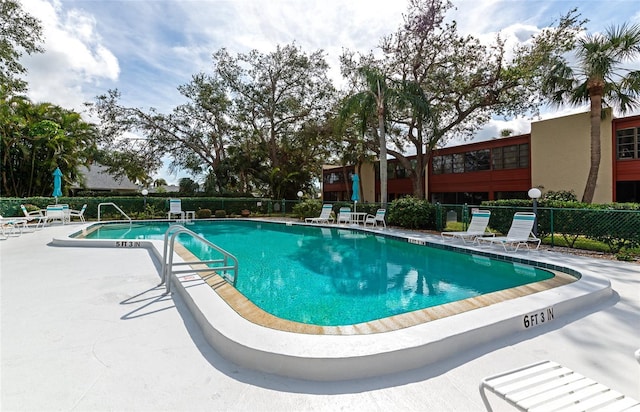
[[322, 111, 640, 204]]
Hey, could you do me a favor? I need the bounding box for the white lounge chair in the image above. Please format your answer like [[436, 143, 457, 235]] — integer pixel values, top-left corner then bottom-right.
[[0, 215, 29, 238], [69, 204, 87, 222], [364, 209, 386, 228], [441, 209, 492, 243], [480, 360, 640, 411], [20, 204, 47, 229], [305, 204, 334, 224], [167, 198, 185, 221], [476, 212, 541, 251], [337, 207, 352, 224]]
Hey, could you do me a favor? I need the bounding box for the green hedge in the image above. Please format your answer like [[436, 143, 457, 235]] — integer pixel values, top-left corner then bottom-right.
[[0, 196, 302, 220]]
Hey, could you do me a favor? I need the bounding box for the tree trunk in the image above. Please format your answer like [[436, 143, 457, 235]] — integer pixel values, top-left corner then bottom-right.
[[377, 80, 388, 207], [582, 84, 603, 203], [378, 112, 388, 206], [412, 174, 424, 199]]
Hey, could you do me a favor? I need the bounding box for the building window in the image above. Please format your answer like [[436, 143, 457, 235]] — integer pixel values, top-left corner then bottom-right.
[[465, 149, 491, 171], [616, 127, 639, 159], [323, 171, 344, 184], [453, 153, 465, 173], [387, 163, 396, 179], [432, 156, 444, 175], [430, 192, 489, 204], [492, 143, 529, 170], [616, 181, 640, 202]]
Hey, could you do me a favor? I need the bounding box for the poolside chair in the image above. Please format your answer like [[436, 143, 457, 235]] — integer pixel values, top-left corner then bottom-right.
[[0, 215, 29, 237], [337, 207, 352, 224], [480, 360, 640, 411], [167, 198, 185, 221], [364, 209, 386, 228], [20, 204, 47, 229], [476, 212, 541, 252], [60, 204, 70, 224], [69, 204, 87, 222], [305, 204, 334, 224], [441, 209, 492, 243]]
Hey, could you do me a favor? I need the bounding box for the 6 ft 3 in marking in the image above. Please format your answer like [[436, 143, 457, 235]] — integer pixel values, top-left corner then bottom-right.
[[523, 307, 554, 329]]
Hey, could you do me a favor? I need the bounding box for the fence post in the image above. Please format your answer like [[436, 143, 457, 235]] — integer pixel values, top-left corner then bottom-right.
[[435, 202, 442, 231], [462, 203, 469, 231], [550, 208, 554, 248]]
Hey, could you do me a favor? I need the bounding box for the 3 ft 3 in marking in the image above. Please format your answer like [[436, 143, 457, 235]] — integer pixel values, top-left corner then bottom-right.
[[523, 307, 554, 328]]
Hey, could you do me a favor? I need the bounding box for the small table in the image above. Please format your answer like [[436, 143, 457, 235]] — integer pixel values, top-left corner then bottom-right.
[[185, 211, 196, 221], [349, 212, 368, 224]]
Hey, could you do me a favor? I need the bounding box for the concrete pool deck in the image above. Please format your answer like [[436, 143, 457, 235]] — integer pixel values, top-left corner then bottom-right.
[[1, 222, 639, 411]]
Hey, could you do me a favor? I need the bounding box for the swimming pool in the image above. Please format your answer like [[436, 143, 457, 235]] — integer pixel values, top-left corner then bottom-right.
[[61, 219, 611, 380], [81, 220, 554, 326]]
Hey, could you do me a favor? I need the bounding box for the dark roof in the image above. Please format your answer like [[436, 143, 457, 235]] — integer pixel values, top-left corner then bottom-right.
[[71, 164, 139, 192]]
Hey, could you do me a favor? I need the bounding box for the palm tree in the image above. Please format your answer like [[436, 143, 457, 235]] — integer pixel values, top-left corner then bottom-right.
[[543, 23, 640, 203], [339, 66, 391, 206]]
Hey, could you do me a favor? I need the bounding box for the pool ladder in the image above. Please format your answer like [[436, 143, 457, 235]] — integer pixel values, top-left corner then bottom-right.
[[160, 225, 238, 294], [97, 202, 132, 224]]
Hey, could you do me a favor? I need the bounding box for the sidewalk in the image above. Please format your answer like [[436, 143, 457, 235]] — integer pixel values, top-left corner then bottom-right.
[[1, 224, 638, 411]]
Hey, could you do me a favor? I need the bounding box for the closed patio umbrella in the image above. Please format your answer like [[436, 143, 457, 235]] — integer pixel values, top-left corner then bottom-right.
[[351, 173, 360, 212], [52, 167, 63, 203]]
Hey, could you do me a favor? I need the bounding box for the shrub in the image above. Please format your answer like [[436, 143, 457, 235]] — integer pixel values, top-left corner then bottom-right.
[[542, 190, 578, 202], [387, 197, 436, 229], [293, 199, 323, 220], [615, 250, 636, 261], [196, 208, 212, 219], [214, 209, 226, 218]]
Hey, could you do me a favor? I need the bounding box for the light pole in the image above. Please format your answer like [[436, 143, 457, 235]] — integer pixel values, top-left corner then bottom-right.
[[297, 191, 303, 202], [528, 187, 541, 236], [142, 189, 149, 209]]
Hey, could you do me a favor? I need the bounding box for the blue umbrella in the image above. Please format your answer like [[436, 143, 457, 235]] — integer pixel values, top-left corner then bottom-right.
[[351, 173, 360, 212], [52, 167, 63, 203]]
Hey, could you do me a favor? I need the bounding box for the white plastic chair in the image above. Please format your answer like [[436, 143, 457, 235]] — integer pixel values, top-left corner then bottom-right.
[[167, 198, 185, 221], [480, 360, 639, 411], [336, 207, 352, 224], [0, 215, 29, 238], [441, 209, 492, 243], [69, 204, 87, 222], [476, 212, 541, 251], [20, 204, 47, 229], [364, 209, 386, 228], [305, 204, 334, 224]]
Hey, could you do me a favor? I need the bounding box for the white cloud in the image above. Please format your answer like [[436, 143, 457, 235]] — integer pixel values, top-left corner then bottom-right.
[[16, 0, 640, 181], [21, 0, 119, 110]]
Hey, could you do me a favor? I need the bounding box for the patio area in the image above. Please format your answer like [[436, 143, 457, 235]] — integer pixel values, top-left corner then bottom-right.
[[1, 223, 638, 411]]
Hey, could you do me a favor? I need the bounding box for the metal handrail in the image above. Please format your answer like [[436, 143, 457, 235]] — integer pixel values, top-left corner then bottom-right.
[[161, 225, 238, 294], [97, 202, 132, 223]]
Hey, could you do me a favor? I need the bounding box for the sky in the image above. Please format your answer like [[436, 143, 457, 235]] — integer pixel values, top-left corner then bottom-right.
[[19, 0, 640, 184]]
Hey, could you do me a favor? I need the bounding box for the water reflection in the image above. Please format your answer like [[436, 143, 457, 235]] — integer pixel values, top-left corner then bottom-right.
[[83, 221, 554, 325]]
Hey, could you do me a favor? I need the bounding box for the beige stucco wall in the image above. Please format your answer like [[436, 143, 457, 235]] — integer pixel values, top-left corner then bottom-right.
[[359, 163, 376, 202], [530, 110, 613, 203]]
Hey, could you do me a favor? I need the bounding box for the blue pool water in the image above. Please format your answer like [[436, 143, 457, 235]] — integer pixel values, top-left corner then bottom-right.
[[81, 221, 554, 326]]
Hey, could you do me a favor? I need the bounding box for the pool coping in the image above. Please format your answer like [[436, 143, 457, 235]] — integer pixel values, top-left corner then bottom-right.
[[52, 220, 613, 381]]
